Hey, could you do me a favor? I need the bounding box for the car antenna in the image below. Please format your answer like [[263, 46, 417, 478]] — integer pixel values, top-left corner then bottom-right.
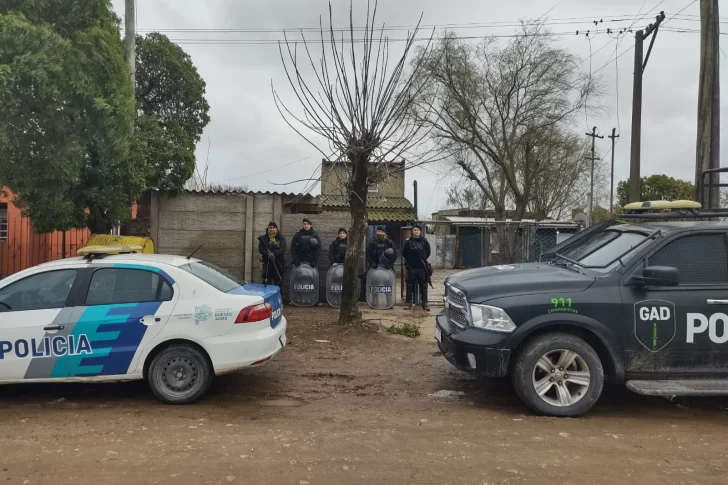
[[187, 244, 204, 260]]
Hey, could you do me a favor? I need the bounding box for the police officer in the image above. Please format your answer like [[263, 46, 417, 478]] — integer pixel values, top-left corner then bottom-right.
[[402, 223, 431, 311], [329, 228, 348, 266], [367, 226, 396, 269], [291, 217, 321, 268], [258, 221, 287, 287]]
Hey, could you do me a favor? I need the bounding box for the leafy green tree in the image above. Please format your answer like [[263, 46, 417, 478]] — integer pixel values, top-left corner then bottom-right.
[[0, 0, 136, 233], [616, 175, 695, 208], [134, 33, 210, 193], [0, 3, 210, 233]]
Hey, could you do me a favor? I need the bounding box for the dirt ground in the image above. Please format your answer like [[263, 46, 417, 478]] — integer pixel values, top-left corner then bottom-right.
[[2, 306, 728, 485]]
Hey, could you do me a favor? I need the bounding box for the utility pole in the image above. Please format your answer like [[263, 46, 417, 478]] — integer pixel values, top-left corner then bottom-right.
[[124, 0, 136, 134], [628, 11, 666, 203], [413, 180, 418, 221], [695, 0, 720, 209], [608, 128, 619, 216], [586, 126, 604, 226]]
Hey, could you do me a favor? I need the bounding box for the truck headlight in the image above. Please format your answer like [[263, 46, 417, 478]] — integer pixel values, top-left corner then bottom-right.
[[470, 304, 516, 333]]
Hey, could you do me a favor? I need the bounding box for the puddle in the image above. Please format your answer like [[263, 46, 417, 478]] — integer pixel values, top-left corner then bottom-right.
[[258, 398, 307, 408]]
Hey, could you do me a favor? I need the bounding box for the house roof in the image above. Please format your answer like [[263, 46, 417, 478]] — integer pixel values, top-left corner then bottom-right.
[[440, 215, 578, 228], [320, 194, 414, 210], [182, 188, 314, 198], [367, 211, 415, 222]]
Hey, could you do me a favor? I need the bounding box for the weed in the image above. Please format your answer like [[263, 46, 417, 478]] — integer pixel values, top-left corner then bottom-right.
[[386, 322, 421, 338]]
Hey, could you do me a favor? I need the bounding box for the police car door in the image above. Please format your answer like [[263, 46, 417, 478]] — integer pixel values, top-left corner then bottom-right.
[[621, 232, 728, 374], [61, 266, 176, 378], [0, 268, 81, 380]]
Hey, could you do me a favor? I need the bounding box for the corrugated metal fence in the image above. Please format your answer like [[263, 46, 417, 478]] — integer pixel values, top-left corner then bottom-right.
[[424, 220, 581, 269], [0, 217, 89, 279]]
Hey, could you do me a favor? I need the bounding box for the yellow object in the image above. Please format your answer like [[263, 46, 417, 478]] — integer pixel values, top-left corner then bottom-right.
[[77, 244, 144, 256], [623, 200, 701, 211], [85, 234, 155, 254]]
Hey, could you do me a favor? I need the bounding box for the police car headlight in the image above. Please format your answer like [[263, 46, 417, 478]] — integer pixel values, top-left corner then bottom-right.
[[470, 304, 516, 333]]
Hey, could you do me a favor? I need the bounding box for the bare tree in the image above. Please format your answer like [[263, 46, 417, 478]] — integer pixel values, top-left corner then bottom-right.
[[412, 24, 600, 214], [186, 142, 248, 192], [273, 1, 434, 323]]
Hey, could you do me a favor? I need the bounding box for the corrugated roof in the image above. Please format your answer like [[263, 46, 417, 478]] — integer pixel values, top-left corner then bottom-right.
[[322, 208, 414, 222], [440, 216, 578, 228], [183, 188, 313, 197], [320, 194, 414, 210], [367, 210, 415, 222]]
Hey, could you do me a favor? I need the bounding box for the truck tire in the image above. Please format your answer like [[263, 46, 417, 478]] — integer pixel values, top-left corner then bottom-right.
[[148, 344, 214, 405], [512, 333, 603, 417]]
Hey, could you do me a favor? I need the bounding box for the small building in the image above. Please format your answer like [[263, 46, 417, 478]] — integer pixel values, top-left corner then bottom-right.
[[320, 159, 415, 247], [428, 208, 579, 268]]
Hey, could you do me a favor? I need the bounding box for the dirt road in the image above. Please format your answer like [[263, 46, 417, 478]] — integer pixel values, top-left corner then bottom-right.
[[1, 307, 727, 485]]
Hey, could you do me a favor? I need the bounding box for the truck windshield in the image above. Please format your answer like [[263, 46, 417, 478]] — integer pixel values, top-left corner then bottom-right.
[[558, 230, 648, 271], [179, 261, 247, 292]]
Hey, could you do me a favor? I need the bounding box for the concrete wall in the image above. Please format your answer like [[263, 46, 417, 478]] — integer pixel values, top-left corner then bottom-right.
[[321, 163, 405, 198], [427, 234, 456, 269], [150, 191, 283, 281]]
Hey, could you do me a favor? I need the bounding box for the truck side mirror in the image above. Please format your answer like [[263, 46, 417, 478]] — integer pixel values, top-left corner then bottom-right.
[[631, 266, 679, 287]]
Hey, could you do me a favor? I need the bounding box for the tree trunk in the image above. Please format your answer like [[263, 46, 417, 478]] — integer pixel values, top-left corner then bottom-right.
[[339, 156, 369, 324]]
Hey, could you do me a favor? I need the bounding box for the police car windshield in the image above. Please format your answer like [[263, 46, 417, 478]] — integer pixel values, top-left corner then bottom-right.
[[559, 230, 648, 271], [180, 261, 246, 292]]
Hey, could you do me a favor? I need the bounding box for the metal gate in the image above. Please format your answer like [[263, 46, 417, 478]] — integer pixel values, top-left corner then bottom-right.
[[0, 217, 89, 279], [459, 227, 483, 268]]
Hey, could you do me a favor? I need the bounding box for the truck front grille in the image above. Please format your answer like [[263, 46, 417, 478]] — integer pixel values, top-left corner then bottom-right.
[[448, 306, 469, 328], [446, 285, 466, 307]]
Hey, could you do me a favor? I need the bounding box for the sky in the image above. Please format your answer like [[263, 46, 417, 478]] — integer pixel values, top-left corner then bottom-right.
[[111, 0, 726, 220]]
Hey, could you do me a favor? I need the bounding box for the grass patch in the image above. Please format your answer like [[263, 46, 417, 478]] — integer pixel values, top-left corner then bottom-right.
[[386, 322, 421, 338]]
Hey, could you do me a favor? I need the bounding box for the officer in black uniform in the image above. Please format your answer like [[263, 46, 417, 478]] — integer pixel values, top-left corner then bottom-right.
[[258, 221, 287, 287], [367, 226, 396, 269], [291, 217, 321, 268], [402, 223, 432, 311], [329, 228, 348, 266]]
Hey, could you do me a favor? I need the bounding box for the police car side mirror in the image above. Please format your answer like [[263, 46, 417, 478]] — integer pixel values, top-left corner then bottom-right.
[[632, 266, 679, 287]]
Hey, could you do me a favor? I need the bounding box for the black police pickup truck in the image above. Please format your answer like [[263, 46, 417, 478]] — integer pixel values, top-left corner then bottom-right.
[[436, 200, 728, 416]]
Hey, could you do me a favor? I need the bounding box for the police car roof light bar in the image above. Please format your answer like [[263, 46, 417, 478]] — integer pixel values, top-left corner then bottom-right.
[[77, 244, 144, 261]]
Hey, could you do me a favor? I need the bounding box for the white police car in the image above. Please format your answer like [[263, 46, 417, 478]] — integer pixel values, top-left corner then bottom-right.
[[0, 245, 287, 404]]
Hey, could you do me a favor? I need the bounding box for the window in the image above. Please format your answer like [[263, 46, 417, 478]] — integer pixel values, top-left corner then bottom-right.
[[558, 229, 648, 271], [0, 270, 77, 312], [648, 233, 728, 285], [346, 168, 379, 193], [85, 268, 173, 306], [0, 203, 7, 241], [179, 261, 245, 292]]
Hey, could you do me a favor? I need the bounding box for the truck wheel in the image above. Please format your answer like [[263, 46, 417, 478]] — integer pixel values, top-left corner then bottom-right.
[[148, 344, 214, 405], [512, 333, 603, 417]]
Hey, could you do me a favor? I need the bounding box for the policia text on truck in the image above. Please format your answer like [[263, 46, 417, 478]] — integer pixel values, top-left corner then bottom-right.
[[435, 169, 728, 416]]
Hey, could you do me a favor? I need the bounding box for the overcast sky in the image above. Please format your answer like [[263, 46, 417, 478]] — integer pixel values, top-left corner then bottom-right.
[[111, 0, 726, 219]]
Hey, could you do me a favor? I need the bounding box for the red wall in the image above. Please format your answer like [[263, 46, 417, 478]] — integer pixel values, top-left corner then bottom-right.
[[0, 188, 90, 279]]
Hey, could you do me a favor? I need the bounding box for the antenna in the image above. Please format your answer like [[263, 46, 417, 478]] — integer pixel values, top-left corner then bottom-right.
[[187, 244, 204, 260]]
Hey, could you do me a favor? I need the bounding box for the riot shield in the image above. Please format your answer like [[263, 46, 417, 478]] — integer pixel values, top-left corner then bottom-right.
[[289, 263, 319, 307], [366, 266, 396, 310], [325, 264, 345, 308]]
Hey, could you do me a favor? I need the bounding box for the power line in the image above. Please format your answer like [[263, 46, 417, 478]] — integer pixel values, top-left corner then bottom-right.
[[136, 12, 710, 35], [170, 31, 585, 45], [208, 155, 314, 184], [136, 15, 674, 34]]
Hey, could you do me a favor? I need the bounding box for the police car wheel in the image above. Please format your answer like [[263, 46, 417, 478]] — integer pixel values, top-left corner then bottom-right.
[[148, 344, 213, 405], [512, 333, 604, 417]]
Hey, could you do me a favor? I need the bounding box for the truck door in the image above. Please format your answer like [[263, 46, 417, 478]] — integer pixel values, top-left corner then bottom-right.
[[620, 231, 728, 375]]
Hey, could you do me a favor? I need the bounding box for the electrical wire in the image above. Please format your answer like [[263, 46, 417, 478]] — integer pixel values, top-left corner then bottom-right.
[[136, 15, 678, 34], [209, 155, 314, 184]]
